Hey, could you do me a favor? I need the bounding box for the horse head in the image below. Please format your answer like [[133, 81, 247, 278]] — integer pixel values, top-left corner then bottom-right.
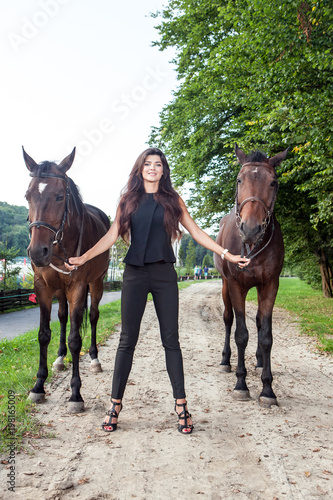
[[24, 147, 76, 267], [234, 144, 289, 245]]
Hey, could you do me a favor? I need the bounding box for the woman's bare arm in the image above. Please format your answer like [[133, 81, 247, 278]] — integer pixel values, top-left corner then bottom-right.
[[65, 209, 121, 269], [179, 198, 249, 267]]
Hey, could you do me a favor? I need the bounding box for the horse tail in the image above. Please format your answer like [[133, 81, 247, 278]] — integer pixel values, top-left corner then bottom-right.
[[80, 285, 89, 339]]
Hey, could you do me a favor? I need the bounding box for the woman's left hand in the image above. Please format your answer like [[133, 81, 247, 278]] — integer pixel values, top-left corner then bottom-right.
[[224, 252, 250, 268], [64, 255, 86, 271]]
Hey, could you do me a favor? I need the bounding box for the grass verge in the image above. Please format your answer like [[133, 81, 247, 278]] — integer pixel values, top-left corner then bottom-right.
[[0, 300, 121, 454], [246, 277, 333, 353]]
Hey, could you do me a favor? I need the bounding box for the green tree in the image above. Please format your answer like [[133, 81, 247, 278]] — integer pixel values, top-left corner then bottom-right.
[[195, 244, 207, 266], [0, 241, 20, 290], [0, 202, 29, 255], [178, 241, 185, 266], [202, 253, 214, 268], [179, 233, 192, 258], [185, 239, 196, 273], [179, 233, 214, 266], [151, 0, 333, 296]]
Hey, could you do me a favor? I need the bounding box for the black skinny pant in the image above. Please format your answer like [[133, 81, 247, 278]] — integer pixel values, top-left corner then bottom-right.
[[111, 262, 186, 400]]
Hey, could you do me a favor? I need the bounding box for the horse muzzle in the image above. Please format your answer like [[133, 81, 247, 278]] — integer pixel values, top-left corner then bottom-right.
[[27, 240, 54, 267], [238, 220, 264, 245]]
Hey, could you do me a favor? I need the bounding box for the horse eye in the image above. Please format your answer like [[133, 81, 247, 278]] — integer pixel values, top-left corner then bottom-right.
[[237, 178, 241, 184], [56, 195, 64, 202], [271, 180, 277, 187]]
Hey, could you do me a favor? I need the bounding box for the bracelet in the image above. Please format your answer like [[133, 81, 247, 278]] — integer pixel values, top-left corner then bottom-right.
[[221, 249, 229, 260]]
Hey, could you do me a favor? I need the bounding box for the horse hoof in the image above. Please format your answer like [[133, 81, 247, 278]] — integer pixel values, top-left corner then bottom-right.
[[68, 401, 85, 413], [233, 390, 250, 401], [52, 356, 66, 371], [90, 359, 102, 373], [220, 364, 231, 373], [259, 396, 278, 408], [28, 392, 45, 403]]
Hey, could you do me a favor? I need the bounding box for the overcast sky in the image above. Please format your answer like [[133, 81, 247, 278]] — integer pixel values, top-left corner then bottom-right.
[[0, 0, 178, 219]]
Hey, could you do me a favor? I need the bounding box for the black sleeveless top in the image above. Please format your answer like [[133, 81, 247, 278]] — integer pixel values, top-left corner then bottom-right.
[[123, 193, 176, 267]]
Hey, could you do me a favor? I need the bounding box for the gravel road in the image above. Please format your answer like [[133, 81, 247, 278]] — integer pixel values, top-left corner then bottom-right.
[[1, 281, 332, 499]]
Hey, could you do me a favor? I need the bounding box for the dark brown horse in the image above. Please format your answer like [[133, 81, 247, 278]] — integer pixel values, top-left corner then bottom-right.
[[214, 144, 288, 407], [23, 147, 110, 412]]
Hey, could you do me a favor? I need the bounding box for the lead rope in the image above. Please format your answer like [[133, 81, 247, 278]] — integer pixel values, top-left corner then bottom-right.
[[237, 219, 275, 271], [49, 213, 85, 275]]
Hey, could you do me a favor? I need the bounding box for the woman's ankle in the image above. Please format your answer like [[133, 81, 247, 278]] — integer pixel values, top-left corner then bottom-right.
[[175, 398, 187, 406]]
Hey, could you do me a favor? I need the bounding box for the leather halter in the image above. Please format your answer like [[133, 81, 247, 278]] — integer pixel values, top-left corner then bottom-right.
[[28, 172, 71, 244], [28, 172, 82, 274], [234, 163, 278, 263]]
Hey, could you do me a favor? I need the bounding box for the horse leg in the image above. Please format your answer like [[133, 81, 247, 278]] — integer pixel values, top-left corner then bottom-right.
[[67, 285, 86, 413], [232, 286, 251, 400], [257, 281, 279, 407], [28, 285, 54, 403], [255, 304, 263, 370], [53, 290, 68, 371], [88, 280, 104, 373], [220, 279, 233, 372]]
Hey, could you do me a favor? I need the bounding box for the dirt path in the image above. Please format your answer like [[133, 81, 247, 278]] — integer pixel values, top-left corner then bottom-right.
[[1, 281, 333, 499]]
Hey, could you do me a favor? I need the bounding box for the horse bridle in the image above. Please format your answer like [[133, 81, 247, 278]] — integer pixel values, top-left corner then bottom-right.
[[234, 163, 278, 262], [28, 172, 81, 274], [28, 172, 71, 244]]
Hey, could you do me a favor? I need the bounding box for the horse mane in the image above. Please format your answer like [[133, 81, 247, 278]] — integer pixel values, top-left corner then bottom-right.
[[247, 150, 268, 163], [36, 161, 85, 217], [67, 177, 85, 216]]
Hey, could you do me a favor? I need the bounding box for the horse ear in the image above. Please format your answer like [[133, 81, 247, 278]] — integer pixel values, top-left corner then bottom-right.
[[235, 143, 248, 165], [22, 146, 38, 172], [58, 148, 76, 173], [268, 147, 290, 167]]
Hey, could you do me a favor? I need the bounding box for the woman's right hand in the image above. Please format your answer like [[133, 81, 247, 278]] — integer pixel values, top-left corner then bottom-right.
[[64, 214, 120, 272]]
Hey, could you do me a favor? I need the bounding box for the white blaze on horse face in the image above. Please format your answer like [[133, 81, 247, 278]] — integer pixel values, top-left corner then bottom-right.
[[38, 182, 48, 195], [252, 168, 259, 174]]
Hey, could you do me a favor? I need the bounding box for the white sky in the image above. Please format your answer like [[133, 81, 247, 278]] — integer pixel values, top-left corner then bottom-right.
[[0, 0, 178, 219]]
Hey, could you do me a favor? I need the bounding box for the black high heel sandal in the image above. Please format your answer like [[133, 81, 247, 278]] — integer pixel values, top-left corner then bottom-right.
[[175, 400, 194, 434], [102, 400, 122, 432]]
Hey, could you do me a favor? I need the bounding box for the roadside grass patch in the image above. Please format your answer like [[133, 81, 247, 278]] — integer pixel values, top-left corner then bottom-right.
[[0, 300, 121, 453], [246, 277, 333, 353]]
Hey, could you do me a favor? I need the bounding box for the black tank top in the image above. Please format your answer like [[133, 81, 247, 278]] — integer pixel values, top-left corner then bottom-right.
[[123, 193, 176, 267]]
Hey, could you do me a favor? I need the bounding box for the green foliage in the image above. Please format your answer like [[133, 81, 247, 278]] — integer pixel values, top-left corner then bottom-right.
[[0, 202, 29, 255], [0, 242, 20, 291], [179, 233, 214, 266], [178, 240, 185, 266], [109, 219, 129, 263], [185, 239, 196, 272], [247, 277, 333, 353], [21, 272, 35, 290], [150, 0, 333, 296], [202, 253, 214, 268]]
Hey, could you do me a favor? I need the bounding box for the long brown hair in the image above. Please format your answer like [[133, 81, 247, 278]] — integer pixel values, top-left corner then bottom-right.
[[118, 147, 183, 242]]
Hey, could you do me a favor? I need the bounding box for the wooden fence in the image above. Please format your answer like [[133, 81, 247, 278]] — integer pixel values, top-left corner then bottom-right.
[[0, 288, 35, 313], [0, 282, 122, 313]]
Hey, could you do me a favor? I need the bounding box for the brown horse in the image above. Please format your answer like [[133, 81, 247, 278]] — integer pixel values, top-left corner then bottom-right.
[[23, 147, 110, 412], [214, 144, 288, 407]]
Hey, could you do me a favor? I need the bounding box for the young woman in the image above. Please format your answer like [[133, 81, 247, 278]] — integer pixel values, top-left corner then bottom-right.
[[66, 147, 249, 434]]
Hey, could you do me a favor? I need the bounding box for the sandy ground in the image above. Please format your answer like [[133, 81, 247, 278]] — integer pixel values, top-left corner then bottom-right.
[[1, 280, 333, 500]]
